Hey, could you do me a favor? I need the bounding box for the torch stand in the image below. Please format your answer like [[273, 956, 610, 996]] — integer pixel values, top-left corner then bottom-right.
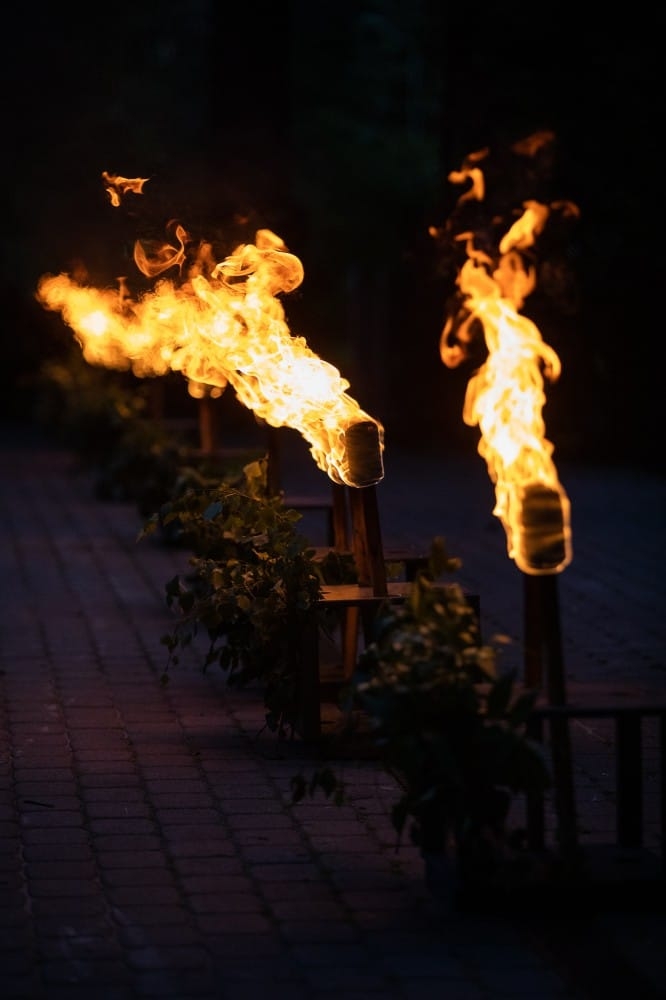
[[147, 377, 166, 422], [197, 392, 220, 455], [524, 573, 579, 861], [297, 483, 412, 741], [332, 482, 388, 594]]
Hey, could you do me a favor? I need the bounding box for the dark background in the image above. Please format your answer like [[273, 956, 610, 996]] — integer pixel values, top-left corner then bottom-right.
[[0, 2, 660, 471]]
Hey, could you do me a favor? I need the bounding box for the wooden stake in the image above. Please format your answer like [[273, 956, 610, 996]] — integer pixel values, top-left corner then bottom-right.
[[349, 486, 387, 596], [523, 572, 579, 858], [265, 424, 282, 497], [148, 378, 165, 422], [198, 394, 219, 455], [331, 483, 350, 550]]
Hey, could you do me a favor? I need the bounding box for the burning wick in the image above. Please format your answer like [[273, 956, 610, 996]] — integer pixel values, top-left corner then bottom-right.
[[436, 136, 575, 575], [36, 176, 384, 489]]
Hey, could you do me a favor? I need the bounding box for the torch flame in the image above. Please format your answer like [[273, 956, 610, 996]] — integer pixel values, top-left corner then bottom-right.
[[439, 141, 575, 575], [36, 187, 383, 487], [101, 171, 150, 207]]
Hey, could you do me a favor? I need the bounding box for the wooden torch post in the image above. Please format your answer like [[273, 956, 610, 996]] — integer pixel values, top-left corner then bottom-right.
[[197, 389, 220, 455], [520, 483, 578, 861], [338, 421, 388, 672], [344, 421, 387, 595]]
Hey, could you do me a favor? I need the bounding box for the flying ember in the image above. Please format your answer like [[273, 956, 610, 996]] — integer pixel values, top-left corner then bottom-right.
[[36, 174, 384, 488], [434, 133, 577, 575]]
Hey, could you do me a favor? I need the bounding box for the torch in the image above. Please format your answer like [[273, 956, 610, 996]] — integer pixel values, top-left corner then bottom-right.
[[517, 481, 570, 693], [343, 419, 387, 594], [36, 178, 386, 501], [436, 135, 579, 855]]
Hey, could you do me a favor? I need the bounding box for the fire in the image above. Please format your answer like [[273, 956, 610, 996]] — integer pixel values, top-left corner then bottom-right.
[[36, 177, 384, 488], [437, 136, 576, 575], [101, 171, 150, 207]]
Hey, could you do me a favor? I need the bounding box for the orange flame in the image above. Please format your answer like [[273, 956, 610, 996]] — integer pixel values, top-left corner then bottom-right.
[[101, 171, 150, 207], [36, 185, 383, 487], [439, 142, 575, 575]]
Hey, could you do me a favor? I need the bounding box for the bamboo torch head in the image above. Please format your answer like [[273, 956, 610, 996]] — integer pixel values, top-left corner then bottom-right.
[[343, 420, 384, 488], [515, 483, 571, 575]]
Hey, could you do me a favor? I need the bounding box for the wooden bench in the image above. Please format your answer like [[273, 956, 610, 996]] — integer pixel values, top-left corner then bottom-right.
[[525, 699, 666, 876], [294, 481, 478, 742], [293, 480, 403, 740], [517, 574, 665, 879]]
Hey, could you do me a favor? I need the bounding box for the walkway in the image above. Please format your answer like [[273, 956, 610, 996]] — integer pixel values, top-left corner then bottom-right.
[[1, 425, 665, 999]]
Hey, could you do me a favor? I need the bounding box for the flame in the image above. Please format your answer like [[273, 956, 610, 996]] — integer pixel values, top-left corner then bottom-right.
[[439, 141, 575, 575], [36, 187, 383, 487], [101, 171, 150, 207]]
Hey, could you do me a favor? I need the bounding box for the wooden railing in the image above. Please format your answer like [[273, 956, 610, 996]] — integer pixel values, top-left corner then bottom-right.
[[526, 702, 666, 873]]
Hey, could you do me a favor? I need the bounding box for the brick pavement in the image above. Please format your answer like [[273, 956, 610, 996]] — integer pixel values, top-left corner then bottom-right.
[[1, 424, 665, 999]]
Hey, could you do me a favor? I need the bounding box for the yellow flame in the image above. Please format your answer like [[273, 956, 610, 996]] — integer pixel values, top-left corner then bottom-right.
[[37, 224, 383, 487], [440, 169, 573, 575], [101, 171, 150, 207]]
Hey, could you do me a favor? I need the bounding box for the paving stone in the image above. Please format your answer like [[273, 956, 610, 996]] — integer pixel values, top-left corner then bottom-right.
[[0, 429, 663, 1000]]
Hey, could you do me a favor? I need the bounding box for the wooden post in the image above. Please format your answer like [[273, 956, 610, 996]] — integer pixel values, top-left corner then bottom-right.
[[198, 393, 219, 455], [523, 572, 579, 859], [523, 574, 543, 689], [331, 483, 350, 550], [148, 377, 165, 422], [525, 712, 546, 850], [297, 613, 322, 742], [293, 420, 386, 734], [349, 486, 387, 596], [265, 424, 282, 497]]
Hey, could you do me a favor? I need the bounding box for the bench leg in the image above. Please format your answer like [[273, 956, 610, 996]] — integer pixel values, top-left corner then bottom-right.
[[341, 606, 361, 679], [296, 616, 322, 742]]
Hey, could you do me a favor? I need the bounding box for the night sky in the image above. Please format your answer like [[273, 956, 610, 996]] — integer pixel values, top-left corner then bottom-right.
[[0, 3, 660, 471]]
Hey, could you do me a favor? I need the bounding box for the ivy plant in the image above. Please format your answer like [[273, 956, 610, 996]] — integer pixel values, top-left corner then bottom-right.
[[142, 461, 355, 738], [293, 537, 552, 895]]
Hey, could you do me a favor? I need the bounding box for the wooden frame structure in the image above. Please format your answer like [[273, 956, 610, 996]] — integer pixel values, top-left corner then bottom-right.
[[295, 481, 424, 741]]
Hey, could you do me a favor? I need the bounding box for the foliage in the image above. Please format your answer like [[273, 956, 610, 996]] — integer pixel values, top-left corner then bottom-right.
[[144, 465, 338, 738], [296, 537, 551, 891], [30, 347, 264, 517], [30, 348, 156, 468]]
